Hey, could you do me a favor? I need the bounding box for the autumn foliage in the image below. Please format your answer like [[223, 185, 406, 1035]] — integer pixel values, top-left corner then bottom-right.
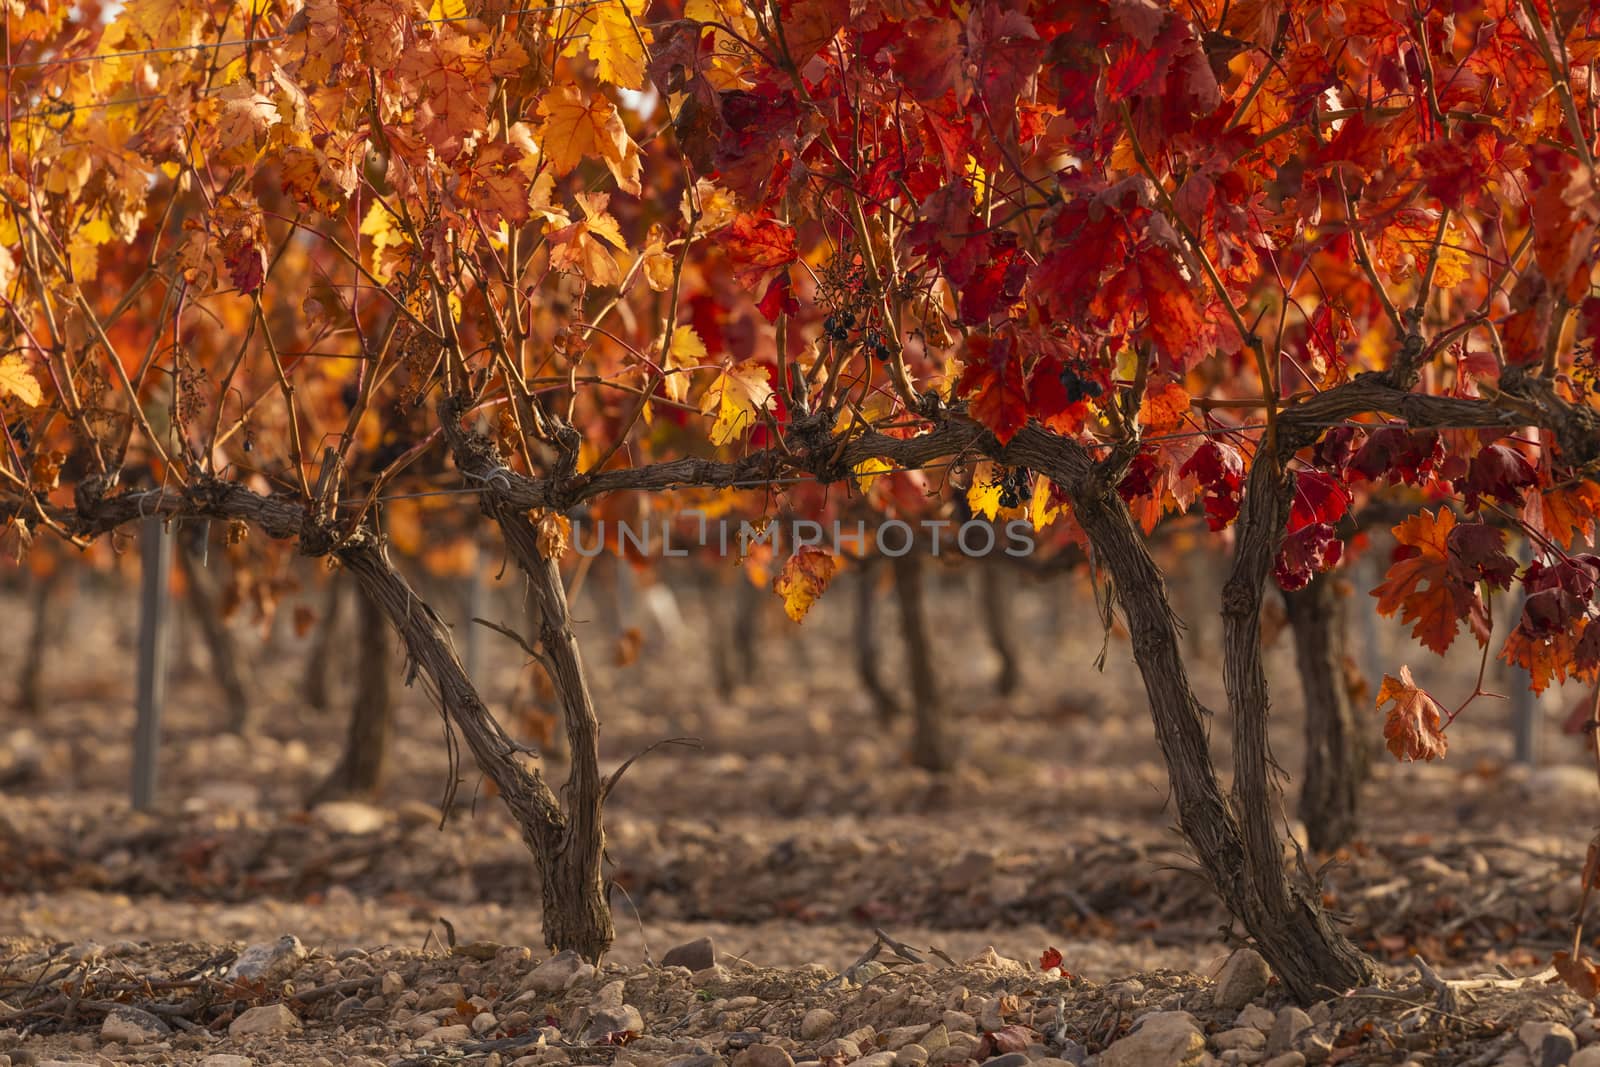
[[8, 0, 1600, 997]]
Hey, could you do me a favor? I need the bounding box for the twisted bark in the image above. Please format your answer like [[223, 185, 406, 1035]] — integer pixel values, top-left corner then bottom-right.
[[1285, 573, 1365, 852], [308, 582, 394, 802], [177, 533, 254, 734], [978, 562, 1021, 696], [892, 552, 952, 773], [854, 559, 901, 722]]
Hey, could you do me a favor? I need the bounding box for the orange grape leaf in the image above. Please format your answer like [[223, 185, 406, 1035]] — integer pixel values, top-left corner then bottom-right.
[[1138, 378, 1190, 433], [1376, 665, 1449, 762], [1499, 623, 1578, 695], [537, 86, 643, 196], [547, 192, 629, 287], [774, 546, 838, 622], [1369, 511, 1478, 659], [1554, 951, 1600, 999], [1529, 480, 1600, 549]]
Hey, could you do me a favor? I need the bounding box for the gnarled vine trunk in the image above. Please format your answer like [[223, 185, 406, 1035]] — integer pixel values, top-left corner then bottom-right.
[[19, 568, 65, 717], [978, 562, 1020, 696], [892, 552, 952, 773], [1284, 572, 1365, 853], [304, 574, 343, 712], [1048, 437, 1377, 1004], [340, 536, 613, 961], [177, 534, 254, 734], [309, 583, 394, 803], [854, 559, 900, 723], [440, 408, 615, 960]]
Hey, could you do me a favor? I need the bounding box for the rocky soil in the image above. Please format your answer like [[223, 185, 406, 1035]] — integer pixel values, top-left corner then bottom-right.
[[2, 558, 1600, 1066]]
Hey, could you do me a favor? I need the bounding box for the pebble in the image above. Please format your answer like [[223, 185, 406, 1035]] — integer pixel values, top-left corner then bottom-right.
[[311, 800, 388, 834], [382, 972, 406, 996], [1263, 1054, 1306, 1067], [1571, 1049, 1600, 1067], [228, 1004, 302, 1038], [800, 1010, 837, 1041], [1519, 1021, 1577, 1067], [942, 1012, 976, 1034], [1214, 950, 1271, 1011], [1213, 1028, 1266, 1053], [732, 1046, 793, 1067], [227, 936, 307, 984], [1236, 1006, 1275, 1032], [980, 1054, 1028, 1067], [200, 1057, 254, 1067], [420, 983, 468, 1011], [850, 1054, 897, 1067], [99, 1007, 168, 1045], [1038, 1054, 1086, 1067], [524, 952, 595, 994], [585, 1005, 645, 1042], [422, 1024, 473, 1044], [895, 1046, 929, 1067], [1268, 1008, 1314, 1056], [473, 1013, 501, 1035], [818, 1041, 859, 1061], [663, 938, 717, 972], [882, 1026, 927, 1050], [1098, 1012, 1205, 1067]]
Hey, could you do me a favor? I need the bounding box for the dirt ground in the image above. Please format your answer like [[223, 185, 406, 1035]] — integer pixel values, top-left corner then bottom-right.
[[2, 555, 1599, 1066]]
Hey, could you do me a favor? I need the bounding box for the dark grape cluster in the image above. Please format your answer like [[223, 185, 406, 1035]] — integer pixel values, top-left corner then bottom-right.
[[994, 466, 1031, 509], [7, 422, 29, 450], [1058, 363, 1104, 403], [822, 309, 856, 341], [861, 328, 891, 362]]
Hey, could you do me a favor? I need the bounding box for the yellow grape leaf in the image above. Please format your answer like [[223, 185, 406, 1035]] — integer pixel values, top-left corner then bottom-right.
[[1431, 226, 1470, 289], [360, 201, 410, 283], [684, 0, 759, 89], [853, 457, 891, 493], [661, 325, 706, 402], [587, 0, 650, 89], [556, 0, 650, 89], [968, 461, 1002, 520], [429, 0, 466, 20], [1029, 474, 1059, 531], [1376, 665, 1448, 762], [702, 361, 774, 446], [0, 355, 42, 407], [537, 85, 642, 196], [774, 546, 838, 622]]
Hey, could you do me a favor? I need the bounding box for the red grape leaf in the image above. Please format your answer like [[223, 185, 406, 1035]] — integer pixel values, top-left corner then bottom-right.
[[958, 334, 1028, 444], [1461, 442, 1539, 510], [1347, 427, 1442, 485], [1178, 440, 1244, 530], [1275, 522, 1343, 592], [714, 214, 798, 290], [1288, 470, 1351, 532], [1376, 665, 1448, 762], [1039, 946, 1064, 971]]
